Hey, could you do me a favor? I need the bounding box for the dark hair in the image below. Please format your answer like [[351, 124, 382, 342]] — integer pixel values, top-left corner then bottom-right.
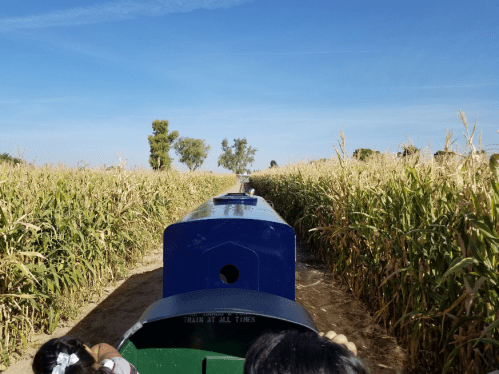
[[244, 330, 367, 374], [32, 336, 108, 374]]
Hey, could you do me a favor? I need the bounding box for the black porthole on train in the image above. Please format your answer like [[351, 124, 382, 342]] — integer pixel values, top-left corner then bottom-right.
[[219, 264, 239, 284]]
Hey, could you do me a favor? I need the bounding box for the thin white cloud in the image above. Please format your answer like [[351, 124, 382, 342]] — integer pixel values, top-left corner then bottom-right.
[[0, 97, 78, 104], [168, 50, 383, 55], [0, 0, 251, 32], [382, 82, 497, 89]]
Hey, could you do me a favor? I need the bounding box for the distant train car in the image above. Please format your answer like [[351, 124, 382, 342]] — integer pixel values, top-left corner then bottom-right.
[[115, 192, 318, 374]]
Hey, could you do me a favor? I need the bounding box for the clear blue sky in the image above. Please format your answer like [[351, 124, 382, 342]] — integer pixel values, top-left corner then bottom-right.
[[1, 0, 497, 172]]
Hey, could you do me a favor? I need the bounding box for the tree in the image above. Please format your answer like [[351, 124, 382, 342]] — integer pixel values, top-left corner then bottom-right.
[[218, 138, 257, 174], [174, 137, 211, 171], [270, 160, 278, 168], [353, 148, 380, 161], [434, 150, 451, 158], [309, 158, 328, 165], [0, 152, 24, 165], [148, 120, 179, 171], [397, 145, 420, 158]]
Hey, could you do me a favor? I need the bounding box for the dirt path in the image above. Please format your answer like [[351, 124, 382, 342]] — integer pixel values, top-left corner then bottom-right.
[[295, 238, 408, 373], [3, 183, 411, 374]]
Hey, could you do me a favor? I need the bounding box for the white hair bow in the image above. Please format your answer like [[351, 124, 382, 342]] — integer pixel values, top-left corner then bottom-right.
[[51, 352, 79, 374]]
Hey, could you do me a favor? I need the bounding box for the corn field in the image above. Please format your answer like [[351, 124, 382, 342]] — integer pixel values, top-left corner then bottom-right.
[[0, 163, 236, 369], [251, 115, 498, 373]]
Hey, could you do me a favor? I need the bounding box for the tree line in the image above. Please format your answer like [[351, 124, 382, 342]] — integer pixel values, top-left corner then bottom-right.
[[10, 120, 479, 172], [148, 119, 257, 174], [0, 120, 263, 173], [0, 152, 25, 165], [351, 147, 486, 161]]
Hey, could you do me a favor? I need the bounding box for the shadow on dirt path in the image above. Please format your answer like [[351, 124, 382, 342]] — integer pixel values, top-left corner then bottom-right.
[[4, 182, 413, 374]]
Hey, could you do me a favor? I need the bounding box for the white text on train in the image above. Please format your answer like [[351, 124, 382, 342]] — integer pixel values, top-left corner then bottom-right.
[[183, 316, 256, 323]]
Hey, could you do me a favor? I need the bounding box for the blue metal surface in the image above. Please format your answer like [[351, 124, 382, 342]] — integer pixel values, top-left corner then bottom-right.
[[213, 193, 257, 205], [177, 193, 287, 224], [163, 193, 296, 300], [116, 288, 318, 356]]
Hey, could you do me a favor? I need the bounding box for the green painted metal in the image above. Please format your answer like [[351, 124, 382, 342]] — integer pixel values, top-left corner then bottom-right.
[[120, 340, 245, 374], [205, 356, 245, 374]]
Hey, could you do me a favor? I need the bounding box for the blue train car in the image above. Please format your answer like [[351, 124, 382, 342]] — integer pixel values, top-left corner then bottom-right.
[[115, 191, 318, 374], [163, 192, 296, 300]]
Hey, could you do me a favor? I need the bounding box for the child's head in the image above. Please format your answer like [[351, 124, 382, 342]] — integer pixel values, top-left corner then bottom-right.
[[32, 336, 106, 374], [244, 329, 367, 374]]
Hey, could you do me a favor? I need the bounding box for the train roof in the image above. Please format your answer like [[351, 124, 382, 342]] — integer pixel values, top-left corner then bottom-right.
[[175, 193, 289, 226]]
